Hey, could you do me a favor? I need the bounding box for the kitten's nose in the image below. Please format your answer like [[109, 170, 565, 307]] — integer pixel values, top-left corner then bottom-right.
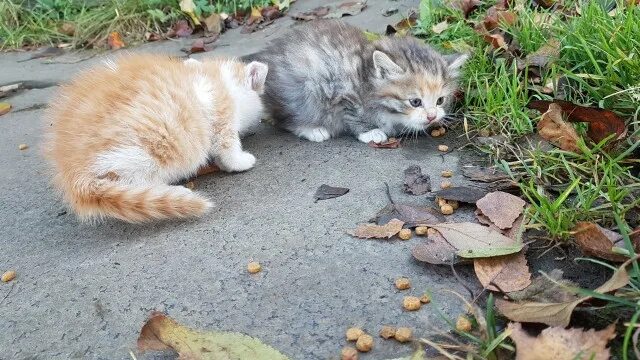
[[426, 108, 437, 122], [426, 114, 437, 121]]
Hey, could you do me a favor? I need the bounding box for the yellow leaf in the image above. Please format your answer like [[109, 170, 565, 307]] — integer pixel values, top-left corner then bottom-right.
[[179, 0, 201, 25], [0, 102, 11, 116]]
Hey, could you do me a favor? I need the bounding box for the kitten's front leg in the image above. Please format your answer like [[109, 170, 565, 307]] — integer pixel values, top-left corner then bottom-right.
[[215, 134, 256, 172], [357, 129, 388, 144], [344, 113, 389, 144]]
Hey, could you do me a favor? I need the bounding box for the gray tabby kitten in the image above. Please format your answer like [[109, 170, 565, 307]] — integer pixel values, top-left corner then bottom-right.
[[254, 20, 468, 143]]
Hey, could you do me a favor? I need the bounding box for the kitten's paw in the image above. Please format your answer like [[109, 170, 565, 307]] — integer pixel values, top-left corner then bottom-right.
[[299, 127, 331, 142], [220, 151, 256, 172], [358, 129, 388, 144]]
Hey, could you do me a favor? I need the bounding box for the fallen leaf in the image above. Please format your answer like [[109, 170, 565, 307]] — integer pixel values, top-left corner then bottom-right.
[[374, 203, 444, 227], [446, 0, 481, 17], [387, 10, 418, 35], [572, 222, 634, 262], [59, 22, 76, 36], [483, 33, 508, 49], [0, 102, 11, 116], [431, 223, 523, 258], [138, 312, 288, 359], [474, 252, 532, 292], [433, 186, 489, 204], [196, 163, 220, 177], [325, 1, 367, 18], [167, 20, 193, 38], [412, 229, 462, 265], [508, 322, 616, 360], [525, 39, 560, 68], [507, 269, 579, 303], [483, 7, 517, 30], [476, 191, 526, 230], [291, 6, 330, 20], [314, 184, 349, 201], [533, 0, 556, 8], [496, 261, 630, 326], [347, 218, 404, 239], [261, 5, 282, 21], [368, 137, 400, 148], [107, 32, 125, 50], [535, 103, 581, 152], [403, 165, 431, 195], [529, 100, 626, 144], [202, 13, 223, 34], [462, 167, 510, 182], [431, 21, 449, 34], [144, 32, 162, 42], [187, 39, 206, 54], [382, 7, 398, 17], [246, 6, 264, 26], [179, 0, 201, 25]]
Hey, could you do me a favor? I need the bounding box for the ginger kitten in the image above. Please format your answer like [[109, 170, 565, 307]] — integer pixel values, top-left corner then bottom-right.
[[45, 54, 268, 223]]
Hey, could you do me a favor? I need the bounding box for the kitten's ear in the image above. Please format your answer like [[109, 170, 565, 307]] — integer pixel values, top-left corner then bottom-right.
[[245, 61, 269, 91], [373, 50, 404, 78], [445, 53, 469, 77]]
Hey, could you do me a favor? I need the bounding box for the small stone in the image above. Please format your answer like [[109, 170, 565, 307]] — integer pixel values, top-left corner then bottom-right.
[[346, 327, 364, 341], [379, 325, 396, 339], [397, 228, 412, 240], [394, 327, 412, 343], [341, 346, 359, 360], [1, 270, 16, 283], [420, 294, 431, 304], [440, 181, 452, 189], [247, 261, 261, 274], [415, 226, 429, 236], [403, 296, 421, 311], [441, 170, 453, 178], [456, 315, 472, 332], [355, 334, 374, 352], [395, 277, 411, 290], [18, 144, 28, 150], [438, 144, 449, 152], [440, 204, 454, 215]]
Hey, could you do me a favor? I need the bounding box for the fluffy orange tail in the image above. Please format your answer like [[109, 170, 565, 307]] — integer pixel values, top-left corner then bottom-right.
[[67, 180, 213, 223]]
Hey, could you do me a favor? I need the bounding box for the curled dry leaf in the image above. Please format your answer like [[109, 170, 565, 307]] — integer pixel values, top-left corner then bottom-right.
[[137, 312, 288, 359], [202, 13, 224, 34], [525, 39, 560, 69], [412, 227, 460, 265], [476, 191, 526, 230], [314, 184, 349, 201], [496, 261, 630, 326], [508, 322, 616, 360], [374, 203, 444, 227], [291, 6, 330, 20], [483, 6, 517, 31], [572, 222, 632, 262], [431, 222, 523, 258], [507, 269, 579, 303], [535, 103, 581, 152], [446, 0, 481, 17], [347, 218, 404, 239], [368, 137, 400, 148], [433, 186, 489, 204], [529, 100, 626, 144], [403, 165, 431, 195], [324, 1, 367, 19], [168, 20, 193, 38], [107, 32, 125, 50], [473, 252, 532, 292]]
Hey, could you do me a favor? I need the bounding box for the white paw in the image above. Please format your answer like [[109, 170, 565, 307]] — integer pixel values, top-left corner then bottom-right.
[[299, 127, 331, 142], [358, 129, 388, 144], [220, 151, 256, 172]]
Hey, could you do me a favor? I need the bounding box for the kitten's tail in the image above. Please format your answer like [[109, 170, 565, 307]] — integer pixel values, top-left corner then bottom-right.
[[68, 180, 213, 223]]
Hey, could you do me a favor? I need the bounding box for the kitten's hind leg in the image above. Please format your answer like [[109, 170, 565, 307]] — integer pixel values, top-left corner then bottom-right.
[[215, 133, 256, 172], [296, 127, 331, 142], [357, 129, 388, 144]]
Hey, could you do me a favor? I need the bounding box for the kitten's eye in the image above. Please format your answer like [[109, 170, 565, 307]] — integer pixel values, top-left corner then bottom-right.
[[409, 98, 422, 107], [436, 97, 445, 106]]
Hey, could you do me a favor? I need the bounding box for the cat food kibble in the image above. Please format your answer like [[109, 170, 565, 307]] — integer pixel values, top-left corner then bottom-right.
[[395, 277, 411, 290], [1, 270, 16, 283], [18, 144, 28, 150], [430, 129, 442, 137], [397, 229, 412, 240], [439, 127, 447, 135], [438, 145, 449, 152], [379, 325, 396, 339], [440, 181, 452, 189], [341, 347, 358, 360], [394, 327, 412, 343], [441, 170, 453, 177], [355, 334, 373, 352], [449, 200, 459, 210], [184, 181, 195, 190], [456, 315, 472, 332], [440, 204, 454, 215], [247, 261, 261, 274], [420, 294, 431, 304], [346, 327, 364, 341], [436, 197, 448, 207], [415, 226, 429, 236], [403, 296, 421, 311]]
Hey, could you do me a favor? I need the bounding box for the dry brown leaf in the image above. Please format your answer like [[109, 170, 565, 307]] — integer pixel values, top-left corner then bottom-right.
[[412, 228, 461, 265], [433, 186, 489, 204], [368, 137, 400, 148], [508, 322, 616, 360], [325, 1, 367, 19], [291, 6, 330, 20], [197, 163, 220, 177], [374, 203, 445, 227], [446, 0, 481, 17], [138, 312, 288, 359], [430, 222, 522, 258], [536, 103, 581, 152], [483, 7, 517, 30], [573, 222, 628, 262], [403, 165, 431, 195], [202, 13, 223, 34], [476, 191, 526, 230], [167, 20, 193, 38], [474, 252, 531, 292], [525, 39, 560, 68], [107, 32, 125, 50], [496, 261, 630, 326], [347, 218, 404, 239]]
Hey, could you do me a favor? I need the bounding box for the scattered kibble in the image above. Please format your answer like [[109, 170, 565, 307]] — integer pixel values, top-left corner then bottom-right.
[[247, 261, 262, 274], [441, 170, 453, 178], [341, 346, 359, 360], [436, 197, 448, 207], [394, 327, 413, 343], [184, 181, 195, 190], [438, 144, 449, 152], [420, 294, 431, 304], [456, 315, 472, 332], [439, 127, 447, 135], [479, 128, 491, 137], [440, 181, 452, 189], [379, 325, 396, 339], [355, 334, 374, 352], [395, 277, 411, 290], [427, 228, 438, 236], [346, 327, 365, 341], [430, 129, 442, 137], [415, 226, 429, 236], [403, 296, 421, 311], [1, 270, 16, 283], [440, 204, 454, 215], [18, 144, 28, 150], [397, 228, 412, 240], [449, 200, 459, 210]]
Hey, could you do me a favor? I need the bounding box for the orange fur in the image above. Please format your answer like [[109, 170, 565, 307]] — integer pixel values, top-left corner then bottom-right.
[[45, 54, 267, 223]]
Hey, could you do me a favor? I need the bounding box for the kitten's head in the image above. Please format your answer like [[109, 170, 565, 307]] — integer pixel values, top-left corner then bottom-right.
[[370, 37, 468, 132]]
